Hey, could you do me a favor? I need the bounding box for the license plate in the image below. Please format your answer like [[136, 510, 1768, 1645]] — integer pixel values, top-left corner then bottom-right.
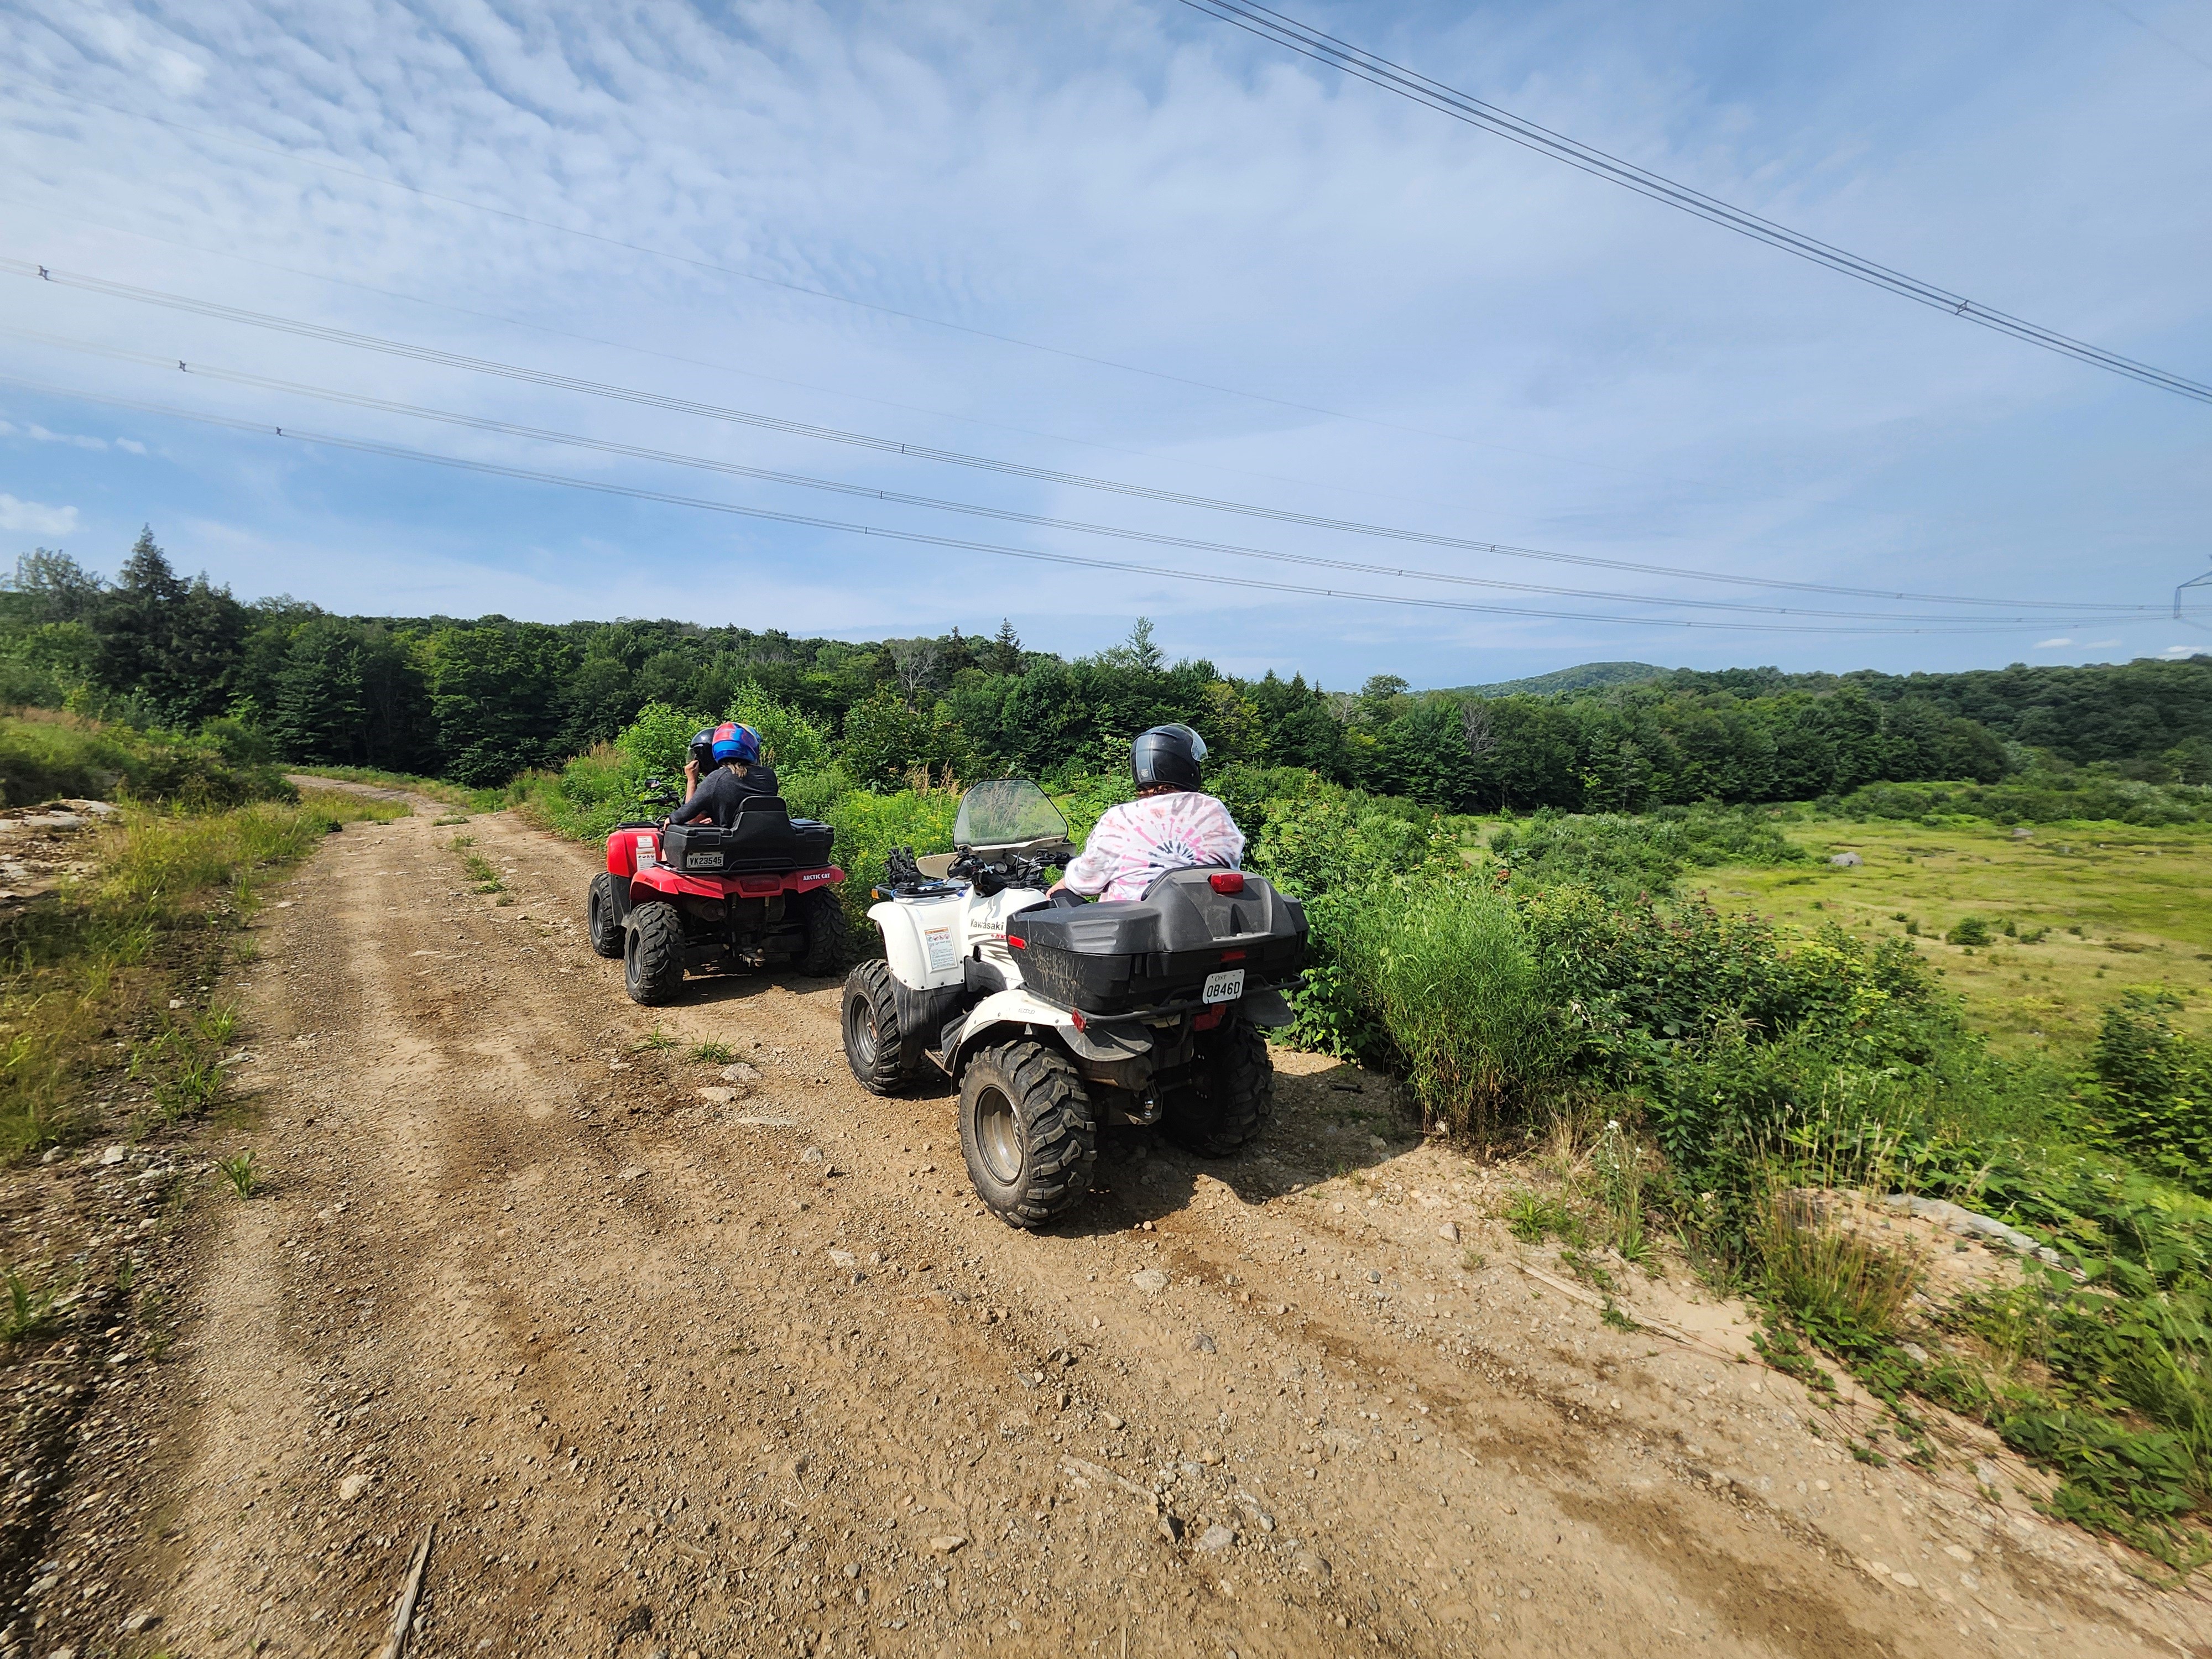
[[1202, 968, 1245, 1005], [685, 852, 724, 869]]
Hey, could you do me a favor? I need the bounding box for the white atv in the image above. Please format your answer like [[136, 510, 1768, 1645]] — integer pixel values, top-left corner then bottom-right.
[[839, 779, 1308, 1228]]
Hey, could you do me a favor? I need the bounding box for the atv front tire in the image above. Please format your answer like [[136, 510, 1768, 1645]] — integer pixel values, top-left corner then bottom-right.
[[587, 872, 624, 959], [842, 960, 912, 1094], [958, 1041, 1097, 1228], [1163, 1015, 1273, 1157], [623, 900, 687, 1005], [796, 888, 849, 976]]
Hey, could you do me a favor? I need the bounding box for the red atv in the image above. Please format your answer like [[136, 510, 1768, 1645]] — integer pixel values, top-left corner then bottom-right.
[[586, 781, 848, 1004]]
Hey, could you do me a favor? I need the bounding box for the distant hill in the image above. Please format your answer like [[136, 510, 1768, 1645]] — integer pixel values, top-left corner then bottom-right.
[[1442, 661, 1670, 700]]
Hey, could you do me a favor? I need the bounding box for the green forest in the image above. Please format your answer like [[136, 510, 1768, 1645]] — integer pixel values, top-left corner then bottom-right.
[[6, 528, 2209, 810]]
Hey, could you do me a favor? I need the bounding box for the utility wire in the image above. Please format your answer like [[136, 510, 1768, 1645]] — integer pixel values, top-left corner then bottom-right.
[[2, 258, 2158, 615], [16, 325, 2182, 627], [1178, 0, 2212, 407], [0, 80, 1571, 458], [0, 192, 1580, 510], [0, 371, 2132, 638]]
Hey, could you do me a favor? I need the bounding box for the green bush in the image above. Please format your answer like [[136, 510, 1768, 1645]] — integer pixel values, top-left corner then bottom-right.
[[0, 712, 290, 808], [1487, 802, 1805, 899], [1838, 775, 2212, 827], [1945, 916, 1994, 946], [817, 787, 961, 926], [2079, 993, 2212, 1193]]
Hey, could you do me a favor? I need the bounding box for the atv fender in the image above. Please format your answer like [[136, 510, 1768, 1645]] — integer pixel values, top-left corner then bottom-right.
[[1240, 985, 1295, 1028], [608, 825, 661, 878], [867, 896, 967, 993], [944, 988, 1151, 1080], [629, 866, 739, 904]]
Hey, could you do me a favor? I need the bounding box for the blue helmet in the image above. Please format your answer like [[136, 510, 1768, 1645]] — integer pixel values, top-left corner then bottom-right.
[[709, 721, 761, 766]]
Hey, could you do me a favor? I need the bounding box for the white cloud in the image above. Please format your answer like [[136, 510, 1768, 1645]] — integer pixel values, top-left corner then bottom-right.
[[2159, 644, 2204, 659], [2088, 638, 2120, 647], [0, 494, 80, 536], [0, 418, 108, 450], [2033, 637, 2072, 648], [0, 1, 2204, 681]]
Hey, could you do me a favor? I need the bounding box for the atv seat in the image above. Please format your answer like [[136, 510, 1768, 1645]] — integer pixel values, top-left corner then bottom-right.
[[662, 797, 834, 875]]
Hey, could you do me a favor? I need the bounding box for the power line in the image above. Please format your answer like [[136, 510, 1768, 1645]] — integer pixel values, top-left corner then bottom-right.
[[0, 79, 1605, 460], [2, 258, 2161, 615], [0, 370, 2140, 638], [17, 325, 2183, 627], [0, 192, 1582, 513], [2094, 0, 2212, 77], [1178, 0, 2212, 408]]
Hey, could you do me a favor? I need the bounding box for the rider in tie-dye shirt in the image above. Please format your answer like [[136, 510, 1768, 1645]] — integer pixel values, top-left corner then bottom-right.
[[1055, 724, 1245, 904]]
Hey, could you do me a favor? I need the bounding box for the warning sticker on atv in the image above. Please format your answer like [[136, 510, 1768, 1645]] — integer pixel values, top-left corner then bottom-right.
[[1202, 968, 1245, 1004], [685, 851, 725, 869], [925, 927, 957, 973]]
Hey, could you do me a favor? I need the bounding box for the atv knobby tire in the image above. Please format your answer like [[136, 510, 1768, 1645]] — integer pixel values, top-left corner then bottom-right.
[[587, 872, 624, 959], [1163, 1014, 1273, 1157], [958, 1041, 1097, 1228], [796, 888, 849, 976], [841, 959, 912, 1094], [623, 899, 687, 1005]]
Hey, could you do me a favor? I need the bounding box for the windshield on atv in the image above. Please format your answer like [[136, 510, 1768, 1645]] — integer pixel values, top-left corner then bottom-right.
[[954, 779, 1069, 851]]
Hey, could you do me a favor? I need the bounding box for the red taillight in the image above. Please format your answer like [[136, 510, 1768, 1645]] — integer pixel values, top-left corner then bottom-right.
[[1008, 935, 1026, 950], [1070, 1008, 1087, 1031], [1209, 870, 1246, 894], [1220, 949, 1246, 963]]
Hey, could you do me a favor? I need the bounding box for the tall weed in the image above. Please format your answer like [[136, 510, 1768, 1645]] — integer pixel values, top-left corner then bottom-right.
[[1331, 881, 1567, 1140]]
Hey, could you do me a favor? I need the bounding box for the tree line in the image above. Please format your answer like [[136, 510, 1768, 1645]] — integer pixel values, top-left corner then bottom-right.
[[3, 526, 2205, 809]]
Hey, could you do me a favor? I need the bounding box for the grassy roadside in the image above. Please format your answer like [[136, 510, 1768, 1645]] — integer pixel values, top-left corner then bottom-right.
[[0, 790, 411, 1162]]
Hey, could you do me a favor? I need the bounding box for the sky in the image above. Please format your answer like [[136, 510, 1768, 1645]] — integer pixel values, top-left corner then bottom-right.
[[1, 0, 2209, 690]]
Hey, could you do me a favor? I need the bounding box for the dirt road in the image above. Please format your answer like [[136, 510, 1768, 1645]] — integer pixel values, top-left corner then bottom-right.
[[27, 802, 2210, 1657]]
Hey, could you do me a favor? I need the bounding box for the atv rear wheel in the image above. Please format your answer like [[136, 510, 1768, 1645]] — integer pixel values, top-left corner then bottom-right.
[[1163, 1014, 1273, 1157], [841, 960, 914, 1094], [958, 1041, 1097, 1228], [623, 900, 687, 1005], [587, 872, 624, 958], [796, 888, 849, 976]]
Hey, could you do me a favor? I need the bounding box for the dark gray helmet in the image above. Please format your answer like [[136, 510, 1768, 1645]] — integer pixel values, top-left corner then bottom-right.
[[1131, 723, 1207, 790]]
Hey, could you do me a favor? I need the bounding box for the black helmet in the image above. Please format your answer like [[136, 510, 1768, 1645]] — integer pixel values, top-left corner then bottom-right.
[[1131, 723, 1207, 790], [688, 729, 717, 776]]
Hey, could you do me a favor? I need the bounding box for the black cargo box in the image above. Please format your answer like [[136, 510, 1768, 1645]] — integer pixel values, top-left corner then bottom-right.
[[1006, 869, 1306, 1016], [661, 798, 833, 875]]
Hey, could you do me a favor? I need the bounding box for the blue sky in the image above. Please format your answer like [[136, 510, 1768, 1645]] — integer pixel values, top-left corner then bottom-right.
[[1, 0, 2208, 688]]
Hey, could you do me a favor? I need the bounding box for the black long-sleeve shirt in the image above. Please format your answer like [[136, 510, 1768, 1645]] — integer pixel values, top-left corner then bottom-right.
[[670, 763, 780, 827]]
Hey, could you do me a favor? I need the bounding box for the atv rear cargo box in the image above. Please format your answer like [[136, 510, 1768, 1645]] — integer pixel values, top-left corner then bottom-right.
[[1006, 869, 1306, 1016], [661, 798, 833, 875]]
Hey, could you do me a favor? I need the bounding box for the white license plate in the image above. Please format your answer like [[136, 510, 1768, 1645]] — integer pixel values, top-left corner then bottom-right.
[[1202, 968, 1246, 1005]]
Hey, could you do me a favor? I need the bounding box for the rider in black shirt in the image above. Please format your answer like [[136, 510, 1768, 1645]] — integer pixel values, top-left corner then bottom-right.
[[671, 723, 779, 827]]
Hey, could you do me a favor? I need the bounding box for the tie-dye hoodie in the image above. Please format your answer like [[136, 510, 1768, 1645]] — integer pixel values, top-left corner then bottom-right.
[[1061, 791, 1246, 904]]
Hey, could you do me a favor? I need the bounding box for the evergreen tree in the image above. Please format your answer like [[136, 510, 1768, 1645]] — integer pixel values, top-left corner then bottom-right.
[[93, 526, 248, 724], [984, 618, 1025, 675]]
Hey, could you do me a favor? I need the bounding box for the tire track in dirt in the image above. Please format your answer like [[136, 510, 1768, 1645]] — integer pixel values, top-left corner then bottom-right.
[[64, 802, 2206, 1659]]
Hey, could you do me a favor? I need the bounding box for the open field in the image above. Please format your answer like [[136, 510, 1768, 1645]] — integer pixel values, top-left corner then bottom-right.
[[1698, 816, 2212, 1061]]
